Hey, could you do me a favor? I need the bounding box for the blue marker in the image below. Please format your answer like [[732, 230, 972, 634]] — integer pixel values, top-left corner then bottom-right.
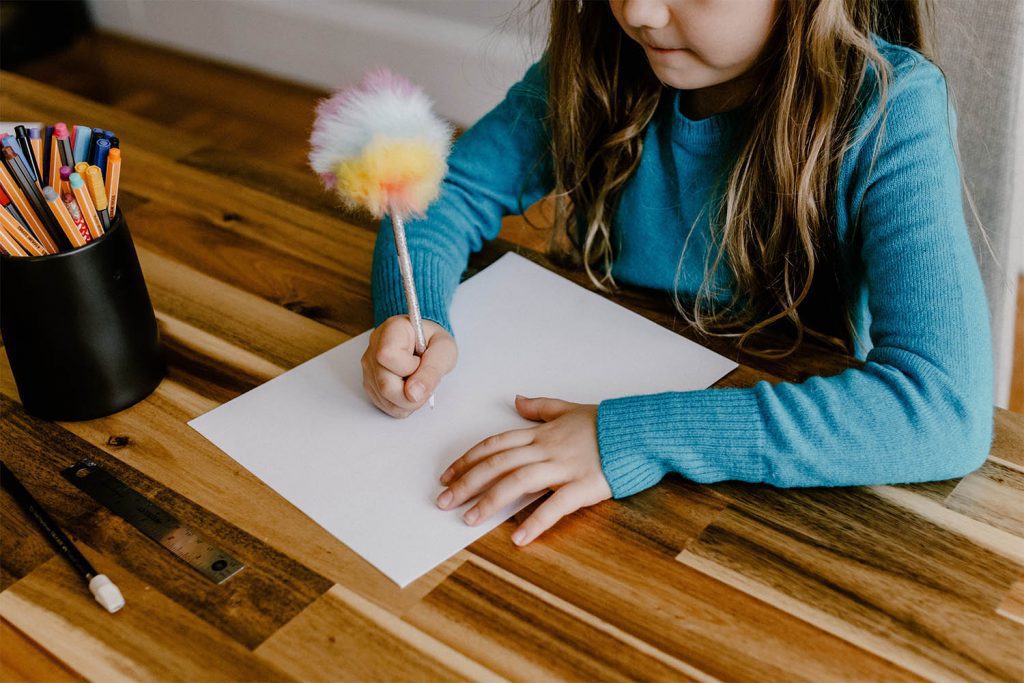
[[72, 125, 92, 165], [87, 127, 104, 169], [92, 139, 111, 179]]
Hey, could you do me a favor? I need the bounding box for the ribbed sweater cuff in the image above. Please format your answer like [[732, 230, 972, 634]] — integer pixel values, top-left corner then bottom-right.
[[372, 248, 460, 336], [597, 388, 767, 498]]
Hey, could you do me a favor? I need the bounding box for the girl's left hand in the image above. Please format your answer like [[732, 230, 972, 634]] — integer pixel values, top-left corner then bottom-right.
[[436, 395, 613, 545]]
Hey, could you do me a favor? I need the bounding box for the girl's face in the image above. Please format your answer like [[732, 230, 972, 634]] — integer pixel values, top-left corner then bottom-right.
[[609, 0, 779, 91]]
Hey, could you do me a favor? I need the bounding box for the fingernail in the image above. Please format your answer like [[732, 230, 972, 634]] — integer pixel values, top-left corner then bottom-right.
[[408, 381, 425, 402], [511, 529, 526, 545], [464, 508, 478, 525], [440, 467, 453, 484], [515, 394, 525, 401], [436, 489, 452, 509]]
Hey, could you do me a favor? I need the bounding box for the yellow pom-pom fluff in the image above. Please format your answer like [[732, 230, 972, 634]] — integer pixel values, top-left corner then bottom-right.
[[334, 135, 446, 218]]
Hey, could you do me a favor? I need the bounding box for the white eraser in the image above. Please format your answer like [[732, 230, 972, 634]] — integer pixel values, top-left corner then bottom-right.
[[89, 574, 125, 613]]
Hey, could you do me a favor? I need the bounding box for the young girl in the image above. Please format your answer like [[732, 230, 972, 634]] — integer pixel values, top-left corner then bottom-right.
[[361, 0, 992, 546]]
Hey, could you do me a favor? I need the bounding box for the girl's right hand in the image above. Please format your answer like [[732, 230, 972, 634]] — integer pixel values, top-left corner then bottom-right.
[[361, 315, 458, 418]]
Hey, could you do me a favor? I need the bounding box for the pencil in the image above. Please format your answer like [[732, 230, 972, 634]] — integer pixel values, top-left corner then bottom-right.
[[0, 461, 125, 613]]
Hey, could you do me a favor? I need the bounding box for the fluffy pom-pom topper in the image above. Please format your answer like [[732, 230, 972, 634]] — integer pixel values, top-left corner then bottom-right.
[[309, 68, 453, 218]]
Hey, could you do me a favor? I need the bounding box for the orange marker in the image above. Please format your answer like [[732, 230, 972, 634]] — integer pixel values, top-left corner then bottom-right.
[[0, 162, 56, 253], [74, 161, 89, 177], [0, 223, 28, 256], [29, 129, 44, 180], [85, 166, 110, 231], [105, 148, 121, 220], [48, 138, 62, 190], [0, 207, 47, 256], [69, 172, 103, 239], [44, 186, 88, 248], [62, 192, 92, 244]]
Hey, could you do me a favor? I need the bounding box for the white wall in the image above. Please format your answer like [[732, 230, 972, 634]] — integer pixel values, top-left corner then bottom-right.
[[85, 0, 547, 127]]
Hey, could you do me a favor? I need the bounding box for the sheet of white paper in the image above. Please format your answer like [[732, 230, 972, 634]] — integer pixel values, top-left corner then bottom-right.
[[189, 253, 737, 587]]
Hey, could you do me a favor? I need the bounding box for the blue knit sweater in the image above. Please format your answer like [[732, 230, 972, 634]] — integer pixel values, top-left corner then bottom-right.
[[372, 37, 993, 497]]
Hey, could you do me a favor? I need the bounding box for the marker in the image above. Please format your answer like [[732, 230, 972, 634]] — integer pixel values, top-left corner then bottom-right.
[[48, 131, 62, 190], [88, 127, 104, 164], [2, 147, 65, 251], [44, 186, 88, 247], [0, 204, 47, 256], [54, 123, 75, 169], [72, 125, 92, 165], [62, 192, 92, 244], [105, 148, 121, 220], [84, 166, 110, 230], [0, 186, 29, 229], [109, 136, 120, 149], [60, 165, 72, 196], [75, 161, 89, 177], [0, 461, 125, 613], [28, 127, 43, 179], [70, 172, 104, 239], [43, 125, 54, 181], [0, 222, 28, 256], [0, 162, 53, 253], [92, 139, 111, 178]]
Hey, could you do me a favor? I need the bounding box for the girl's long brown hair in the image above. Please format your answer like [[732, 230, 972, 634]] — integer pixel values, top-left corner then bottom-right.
[[539, 0, 934, 357]]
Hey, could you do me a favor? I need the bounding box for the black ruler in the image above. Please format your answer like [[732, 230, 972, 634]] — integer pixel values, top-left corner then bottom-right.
[[62, 459, 244, 584]]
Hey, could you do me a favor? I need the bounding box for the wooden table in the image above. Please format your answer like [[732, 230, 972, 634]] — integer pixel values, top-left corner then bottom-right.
[[1, 72, 1022, 682]]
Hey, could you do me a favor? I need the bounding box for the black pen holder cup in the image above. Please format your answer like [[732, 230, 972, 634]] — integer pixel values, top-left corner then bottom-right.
[[1, 214, 165, 421]]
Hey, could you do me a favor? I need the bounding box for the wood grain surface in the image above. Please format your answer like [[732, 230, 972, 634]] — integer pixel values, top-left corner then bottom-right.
[[2, 63, 1022, 682]]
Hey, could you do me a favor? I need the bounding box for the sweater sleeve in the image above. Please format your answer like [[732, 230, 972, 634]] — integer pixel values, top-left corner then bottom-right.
[[597, 59, 994, 498], [372, 56, 554, 334]]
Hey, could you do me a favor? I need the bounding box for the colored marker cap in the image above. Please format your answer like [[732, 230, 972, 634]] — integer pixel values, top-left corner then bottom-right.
[[69, 172, 85, 188], [42, 186, 59, 202], [60, 166, 72, 180], [54, 122, 70, 138]]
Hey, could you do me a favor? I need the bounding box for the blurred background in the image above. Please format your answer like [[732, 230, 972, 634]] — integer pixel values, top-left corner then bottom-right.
[[2, 0, 1021, 410]]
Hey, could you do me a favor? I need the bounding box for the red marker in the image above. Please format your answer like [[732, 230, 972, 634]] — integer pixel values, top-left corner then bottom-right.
[[0, 186, 29, 229]]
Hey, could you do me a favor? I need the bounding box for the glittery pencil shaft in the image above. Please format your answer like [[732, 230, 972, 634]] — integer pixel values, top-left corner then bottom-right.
[[390, 210, 434, 408]]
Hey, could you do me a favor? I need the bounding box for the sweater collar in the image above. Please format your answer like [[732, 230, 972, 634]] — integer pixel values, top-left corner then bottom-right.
[[670, 88, 747, 150]]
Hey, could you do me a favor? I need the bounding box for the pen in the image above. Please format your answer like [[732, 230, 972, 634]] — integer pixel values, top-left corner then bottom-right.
[[88, 127, 104, 164], [0, 461, 125, 613], [72, 125, 92, 165], [92, 138, 111, 178], [105, 148, 121, 219], [0, 186, 29, 229], [60, 165, 72, 196], [84, 166, 110, 230], [47, 130, 62, 190], [43, 125, 54, 182], [45, 186, 88, 247], [0, 154, 58, 253], [70, 172, 104, 239], [3, 147, 69, 251], [0, 208, 46, 256], [2, 135, 37, 185], [28, 127, 43, 179], [14, 126, 40, 183], [0, 222, 28, 255], [62, 192, 92, 244], [54, 123, 75, 169]]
